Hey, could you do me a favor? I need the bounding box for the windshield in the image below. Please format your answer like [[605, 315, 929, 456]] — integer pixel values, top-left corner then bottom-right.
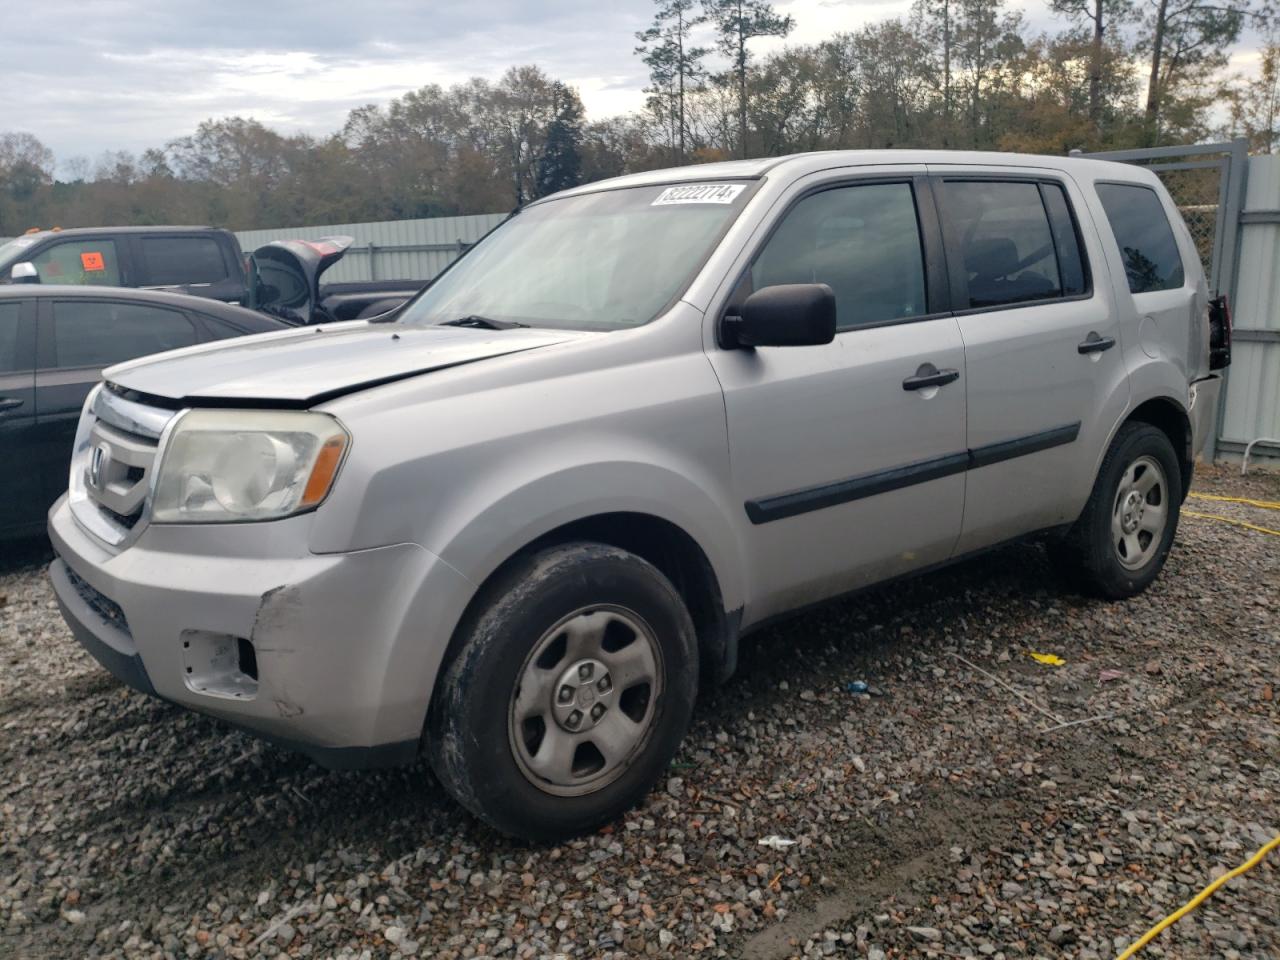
[[397, 182, 754, 331]]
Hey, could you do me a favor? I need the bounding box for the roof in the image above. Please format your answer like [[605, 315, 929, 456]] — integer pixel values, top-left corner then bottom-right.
[[0, 284, 289, 331], [14, 225, 224, 241], [544, 149, 1157, 202]]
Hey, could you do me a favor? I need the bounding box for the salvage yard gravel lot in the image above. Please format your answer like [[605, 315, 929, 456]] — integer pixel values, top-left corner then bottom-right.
[[1, 463, 1276, 960]]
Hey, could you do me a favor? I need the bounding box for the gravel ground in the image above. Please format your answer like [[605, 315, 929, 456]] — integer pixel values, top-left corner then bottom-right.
[[1, 462, 1276, 960]]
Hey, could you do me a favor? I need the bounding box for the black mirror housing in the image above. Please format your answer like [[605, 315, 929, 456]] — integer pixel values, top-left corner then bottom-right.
[[722, 283, 836, 348]]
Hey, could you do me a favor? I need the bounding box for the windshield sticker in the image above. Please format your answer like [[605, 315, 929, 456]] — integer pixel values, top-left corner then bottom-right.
[[81, 251, 106, 272], [652, 184, 746, 206]]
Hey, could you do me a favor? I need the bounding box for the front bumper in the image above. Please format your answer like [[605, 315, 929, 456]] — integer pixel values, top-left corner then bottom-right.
[[48, 496, 474, 769]]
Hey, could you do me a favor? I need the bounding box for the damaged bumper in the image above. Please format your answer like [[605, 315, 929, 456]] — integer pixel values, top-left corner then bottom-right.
[[47, 495, 472, 769]]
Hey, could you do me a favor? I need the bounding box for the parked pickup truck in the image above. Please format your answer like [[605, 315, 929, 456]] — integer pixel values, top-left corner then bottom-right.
[[0, 226, 422, 324], [48, 150, 1230, 841]]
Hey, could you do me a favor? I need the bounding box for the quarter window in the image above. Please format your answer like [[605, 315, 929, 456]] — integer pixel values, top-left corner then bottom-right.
[[30, 240, 122, 286], [141, 236, 229, 286], [51, 300, 196, 369], [0, 302, 23, 373], [941, 180, 1085, 309], [750, 182, 928, 331], [1095, 183, 1186, 293]]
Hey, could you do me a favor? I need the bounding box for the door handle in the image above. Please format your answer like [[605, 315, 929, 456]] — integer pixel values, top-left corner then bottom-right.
[[1078, 333, 1116, 354], [0, 397, 24, 412], [902, 365, 960, 391]]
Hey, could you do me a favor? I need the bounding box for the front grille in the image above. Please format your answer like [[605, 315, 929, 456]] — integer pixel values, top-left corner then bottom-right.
[[62, 561, 132, 638], [69, 385, 173, 548]]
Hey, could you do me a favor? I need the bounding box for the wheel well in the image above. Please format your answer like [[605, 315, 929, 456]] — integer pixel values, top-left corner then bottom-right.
[[523, 513, 735, 688], [1126, 397, 1193, 497]]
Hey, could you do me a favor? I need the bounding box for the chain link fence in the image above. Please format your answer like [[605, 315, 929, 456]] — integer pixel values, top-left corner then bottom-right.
[[1156, 165, 1223, 280]]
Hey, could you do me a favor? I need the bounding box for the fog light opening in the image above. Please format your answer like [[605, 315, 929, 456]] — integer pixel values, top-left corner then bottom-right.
[[237, 636, 258, 681], [179, 630, 260, 701]]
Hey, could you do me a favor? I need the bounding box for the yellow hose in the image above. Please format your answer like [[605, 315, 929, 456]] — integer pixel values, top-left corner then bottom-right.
[[1183, 509, 1280, 538], [1188, 492, 1280, 511], [1115, 834, 1280, 959]]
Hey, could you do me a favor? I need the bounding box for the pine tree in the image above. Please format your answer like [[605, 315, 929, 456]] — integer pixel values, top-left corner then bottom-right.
[[702, 0, 794, 158]]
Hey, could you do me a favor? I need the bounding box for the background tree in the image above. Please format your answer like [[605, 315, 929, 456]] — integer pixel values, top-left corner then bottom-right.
[[535, 82, 585, 196], [1050, 0, 1134, 130], [636, 0, 709, 160], [1137, 0, 1268, 144], [701, 0, 794, 157], [1221, 37, 1280, 149]]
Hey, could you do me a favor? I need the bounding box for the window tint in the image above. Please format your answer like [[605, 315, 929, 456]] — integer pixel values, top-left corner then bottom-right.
[[1095, 182, 1185, 293], [30, 240, 122, 286], [52, 300, 196, 369], [942, 180, 1063, 308], [751, 182, 927, 330], [141, 236, 229, 286], [0, 302, 23, 373], [1040, 184, 1087, 296]]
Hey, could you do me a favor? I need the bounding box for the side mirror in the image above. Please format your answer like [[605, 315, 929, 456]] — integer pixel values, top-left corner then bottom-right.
[[721, 283, 836, 348], [10, 262, 39, 284]]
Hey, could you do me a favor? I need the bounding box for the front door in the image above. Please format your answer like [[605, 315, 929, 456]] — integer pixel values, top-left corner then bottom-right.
[[34, 297, 199, 515], [709, 173, 968, 623], [0, 299, 39, 535], [928, 170, 1130, 554]]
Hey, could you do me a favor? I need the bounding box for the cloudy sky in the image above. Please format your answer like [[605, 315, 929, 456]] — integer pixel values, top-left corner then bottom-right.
[[4, 0, 1266, 171]]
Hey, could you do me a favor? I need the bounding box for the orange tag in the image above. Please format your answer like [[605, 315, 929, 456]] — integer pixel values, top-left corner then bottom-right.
[[80, 251, 105, 271]]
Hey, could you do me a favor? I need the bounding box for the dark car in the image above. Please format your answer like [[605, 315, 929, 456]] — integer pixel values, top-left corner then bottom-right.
[[0, 227, 423, 324], [0, 285, 290, 539]]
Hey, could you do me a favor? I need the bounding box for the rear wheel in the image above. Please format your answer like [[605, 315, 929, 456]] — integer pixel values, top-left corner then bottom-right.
[[1051, 422, 1181, 599], [425, 542, 698, 841]]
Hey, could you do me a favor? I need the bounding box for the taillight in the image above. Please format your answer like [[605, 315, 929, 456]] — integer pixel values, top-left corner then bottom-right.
[[1208, 294, 1231, 370]]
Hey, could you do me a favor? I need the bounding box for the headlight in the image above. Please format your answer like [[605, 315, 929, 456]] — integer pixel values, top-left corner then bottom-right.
[[152, 410, 349, 523]]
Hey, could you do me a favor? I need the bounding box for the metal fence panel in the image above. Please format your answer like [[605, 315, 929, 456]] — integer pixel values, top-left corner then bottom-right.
[[234, 213, 508, 283], [1220, 154, 1280, 459]]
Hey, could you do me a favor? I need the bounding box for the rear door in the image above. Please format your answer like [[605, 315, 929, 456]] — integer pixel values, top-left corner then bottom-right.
[[0, 299, 39, 535], [135, 233, 244, 302], [929, 168, 1129, 553], [34, 297, 199, 513]]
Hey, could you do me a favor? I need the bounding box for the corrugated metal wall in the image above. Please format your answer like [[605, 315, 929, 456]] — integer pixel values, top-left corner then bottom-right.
[[234, 213, 508, 283], [1221, 155, 1280, 460]]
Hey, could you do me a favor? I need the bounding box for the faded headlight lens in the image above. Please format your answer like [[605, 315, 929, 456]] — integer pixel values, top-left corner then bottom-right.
[[152, 410, 349, 523]]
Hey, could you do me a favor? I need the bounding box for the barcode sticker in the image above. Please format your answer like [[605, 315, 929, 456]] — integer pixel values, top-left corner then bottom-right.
[[652, 184, 746, 206]]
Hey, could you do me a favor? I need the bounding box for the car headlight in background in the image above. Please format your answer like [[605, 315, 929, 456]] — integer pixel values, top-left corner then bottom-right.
[[152, 410, 349, 523]]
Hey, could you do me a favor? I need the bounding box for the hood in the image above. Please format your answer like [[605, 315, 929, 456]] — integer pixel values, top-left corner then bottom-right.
[[104, 321, 590, 405], [250, 235, 351, 324]]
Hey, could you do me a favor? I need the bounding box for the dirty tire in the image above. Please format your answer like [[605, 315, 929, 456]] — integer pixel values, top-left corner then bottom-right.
[[425, 542, 698, 842], [1050, 422, 1182, 600]]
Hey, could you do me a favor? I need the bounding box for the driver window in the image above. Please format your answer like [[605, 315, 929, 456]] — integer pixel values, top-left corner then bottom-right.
[[939, 180, 1063, 309], [750, 182, 928, 331], [30, 240, 122, 286]]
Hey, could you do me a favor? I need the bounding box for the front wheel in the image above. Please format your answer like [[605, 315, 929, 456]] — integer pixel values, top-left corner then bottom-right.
[[1051, 422, 1182, 599], [425, 542, 698, 841]]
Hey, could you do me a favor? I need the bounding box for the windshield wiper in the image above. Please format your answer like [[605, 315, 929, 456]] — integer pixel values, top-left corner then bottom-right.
[[441, 315, 528, 330]]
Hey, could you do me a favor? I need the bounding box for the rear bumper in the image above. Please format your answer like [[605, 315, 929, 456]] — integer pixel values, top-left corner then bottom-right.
[[1190, 374, 1222, 458], [47, 495, 475, 770]]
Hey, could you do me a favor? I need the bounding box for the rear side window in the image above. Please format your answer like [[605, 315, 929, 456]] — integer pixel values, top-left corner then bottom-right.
[[941, 180, 1090, 309], [141, 236, 230, 286], [30, 240, 122, 286], [52, 300, 197, 368], [1095, 183, 1185, 293], [0, 302, 24, 372], [751, 181, 928, 330]]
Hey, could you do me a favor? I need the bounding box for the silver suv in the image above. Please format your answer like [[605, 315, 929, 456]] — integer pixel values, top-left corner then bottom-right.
[[48, 151, 1228, 840]]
